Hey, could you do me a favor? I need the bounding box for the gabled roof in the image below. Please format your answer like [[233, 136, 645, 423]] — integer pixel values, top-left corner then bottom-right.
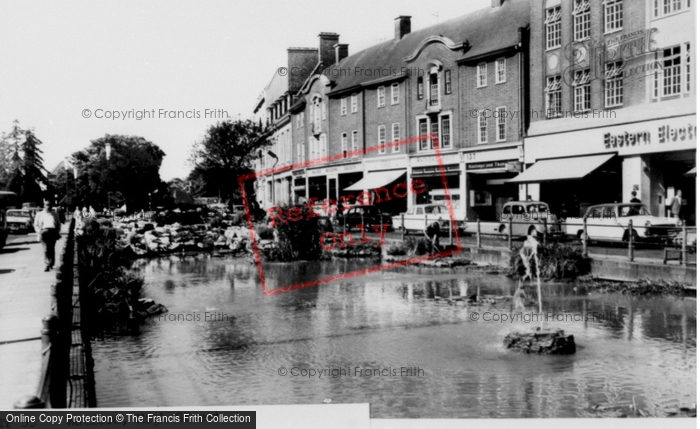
[[326, 0, 529, 96]]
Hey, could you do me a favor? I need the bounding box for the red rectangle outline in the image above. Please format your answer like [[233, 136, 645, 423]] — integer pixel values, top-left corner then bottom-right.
[[238, 133, 463, 296]]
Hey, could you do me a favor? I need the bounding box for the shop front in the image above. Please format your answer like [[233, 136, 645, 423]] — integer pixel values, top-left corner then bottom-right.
[[520, 114, 697, 223], [355, 156, 409, 215], [308, 162, 363, 207], [462, 144, 522, 221], [409, 152, 464, 218]]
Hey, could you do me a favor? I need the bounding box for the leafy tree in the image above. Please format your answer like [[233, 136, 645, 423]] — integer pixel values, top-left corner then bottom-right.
[[189, 119, 271, 204], [71, 135, 166, 211], [0, 120, 46, 203]]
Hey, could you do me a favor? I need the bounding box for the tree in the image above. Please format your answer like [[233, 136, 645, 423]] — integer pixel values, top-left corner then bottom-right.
[[0, 120, 47, 203], [189, 119, 271, 204], [71, 135, 166, 211]]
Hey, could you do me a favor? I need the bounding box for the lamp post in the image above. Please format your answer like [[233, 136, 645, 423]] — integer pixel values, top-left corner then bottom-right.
[[268, 150, 278, 206]]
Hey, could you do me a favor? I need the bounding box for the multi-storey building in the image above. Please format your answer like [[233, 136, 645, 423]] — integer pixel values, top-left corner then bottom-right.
[[273, 0, 530, 221], [516, 0, 696, 223]]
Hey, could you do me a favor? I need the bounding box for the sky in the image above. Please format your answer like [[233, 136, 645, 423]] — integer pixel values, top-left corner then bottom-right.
[[0, 0, 491, 181]]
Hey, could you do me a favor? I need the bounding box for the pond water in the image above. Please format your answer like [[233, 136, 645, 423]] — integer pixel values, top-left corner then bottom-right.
[[93, 256, 696, 418]]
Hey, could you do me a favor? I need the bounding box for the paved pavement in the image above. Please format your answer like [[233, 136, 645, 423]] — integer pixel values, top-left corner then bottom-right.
[[0, 226, 68, 409]]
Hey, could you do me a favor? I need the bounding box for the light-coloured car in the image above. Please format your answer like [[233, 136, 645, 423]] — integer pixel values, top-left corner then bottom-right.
[[565, 203, 680, 242], [6, 209, 34, 234], [392, 204, 453, 233], [498, 201, 561, 238]]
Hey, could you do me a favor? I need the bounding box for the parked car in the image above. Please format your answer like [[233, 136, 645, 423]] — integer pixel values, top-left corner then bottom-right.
[[336, 205, 393, 232], [6, 209, 34, 234], [392, 204, 454, 233], [498, 201, 562, 238], [565, 203, 680, 243]]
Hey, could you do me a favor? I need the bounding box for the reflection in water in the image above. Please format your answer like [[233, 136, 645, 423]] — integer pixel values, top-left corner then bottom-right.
[[93, 257, 696, 418]]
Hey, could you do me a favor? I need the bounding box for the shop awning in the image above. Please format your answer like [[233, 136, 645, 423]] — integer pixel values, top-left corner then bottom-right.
[[509, 154, 615, 183], [685, 167, 696, 176], [344, 170, 406, 191]]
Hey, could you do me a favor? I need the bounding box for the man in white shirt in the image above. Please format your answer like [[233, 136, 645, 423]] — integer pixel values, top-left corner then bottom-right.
[[34, 201, 61, 271]]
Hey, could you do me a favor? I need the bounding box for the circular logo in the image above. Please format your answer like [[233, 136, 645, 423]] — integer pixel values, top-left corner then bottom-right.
[[547, 53, 559, 70], [573, 46, 588, 65]]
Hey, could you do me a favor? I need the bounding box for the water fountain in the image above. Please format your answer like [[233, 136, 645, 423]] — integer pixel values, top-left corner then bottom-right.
[[504, 232, 576, 355]]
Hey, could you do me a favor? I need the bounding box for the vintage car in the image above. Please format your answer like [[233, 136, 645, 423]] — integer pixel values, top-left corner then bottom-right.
[[335, 205, 393, 232], [564, 203, 680, 242], [498, 201, 562, 238], [392, 204, 455, 233], [6, 209, 34, 234]]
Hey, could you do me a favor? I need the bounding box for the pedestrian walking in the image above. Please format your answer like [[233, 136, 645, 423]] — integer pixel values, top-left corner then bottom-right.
[[671, 190, 683, 219], [34, 201, 61, 271]]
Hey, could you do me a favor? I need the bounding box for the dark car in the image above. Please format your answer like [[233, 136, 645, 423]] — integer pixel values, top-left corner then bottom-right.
[[335, 205, 393, 232]]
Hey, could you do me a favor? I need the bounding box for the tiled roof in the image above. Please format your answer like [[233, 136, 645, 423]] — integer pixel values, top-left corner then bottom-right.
[[326, 0, 529, 95]]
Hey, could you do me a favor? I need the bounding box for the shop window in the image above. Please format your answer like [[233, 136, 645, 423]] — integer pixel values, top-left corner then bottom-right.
[[605, 62, 624, 107], [495, 58, 506, 84], [604, 0, 622, 34], [392, 123, 400, 153], [477, 63, 487, 87], [378, 86, 386, 107], [378, 125, 386, 154], [545, 75, 562, 118], [496, 107, 506, 142], [545, 6, 561, 50], [573, 0, 591, 41], [477, 112, 488, 144], [573, 69, 591, 112]]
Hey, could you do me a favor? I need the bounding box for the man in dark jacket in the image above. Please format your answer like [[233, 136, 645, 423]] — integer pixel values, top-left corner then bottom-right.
[[33, 201, 61, 271]]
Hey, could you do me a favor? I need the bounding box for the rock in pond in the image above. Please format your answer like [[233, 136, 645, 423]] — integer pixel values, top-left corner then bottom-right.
[[504, 327, 576, 355]]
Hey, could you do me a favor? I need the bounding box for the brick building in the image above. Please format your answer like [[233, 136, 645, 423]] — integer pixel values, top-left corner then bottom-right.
[[514, 0, 696, 224], [263, 0, 530, 222]]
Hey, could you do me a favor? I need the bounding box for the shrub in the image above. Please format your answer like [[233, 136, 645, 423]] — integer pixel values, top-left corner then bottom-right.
[[255, 224, 275, 240], [386, 244, 407, 256], [262, 205, 322, 261], [508, 242, 590, 281]]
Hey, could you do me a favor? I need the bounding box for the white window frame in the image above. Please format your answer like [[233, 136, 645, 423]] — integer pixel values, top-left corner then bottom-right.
[[340, 97, 347, 116], [573, 69, 591, 112], [545, 76, 562, 118], [341, 132, 348, 158], [444, 69, 452, 94], [495, 58, 506, 84], [351, 93, 358, 113], [351, 130, 359, 157], [655, 0, 686, 17], [573, 0, 591, 41], [391, 83, 400, 105], [603, 0, 623, 34], [417, 117, 430, 151], [378, 125, 387, 154], [477, 111, 488, 144], [439, 114, 452, 149], [477, 63, 487, 87], [377, 86, 386, 107], [391, 123, 400, 153], [428, 69, 440, 106], [545, 6, 562, 50], [661, 45, 682, 97], [417, 76, 424, 99], [604, 62, 624, 107], [496, 106, 507, 142]]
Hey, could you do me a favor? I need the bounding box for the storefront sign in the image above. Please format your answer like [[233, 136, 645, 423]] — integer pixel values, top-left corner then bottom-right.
[[410, 153, 461, 167], [604, 123, 696, 149], [365, 157, 408, 171], [307, 162, 361, 176], [466, 161, 507, 170]]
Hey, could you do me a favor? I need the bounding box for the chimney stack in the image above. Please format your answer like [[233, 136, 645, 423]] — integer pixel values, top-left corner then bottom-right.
[[395, 16, 411, 40], [319, 33, 340, 67], [335, 43, 349, 64]]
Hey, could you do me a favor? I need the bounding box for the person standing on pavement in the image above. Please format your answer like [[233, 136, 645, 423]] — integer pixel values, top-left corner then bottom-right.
[[34, 201, 61, 271], [671, 190, 683, 219]]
